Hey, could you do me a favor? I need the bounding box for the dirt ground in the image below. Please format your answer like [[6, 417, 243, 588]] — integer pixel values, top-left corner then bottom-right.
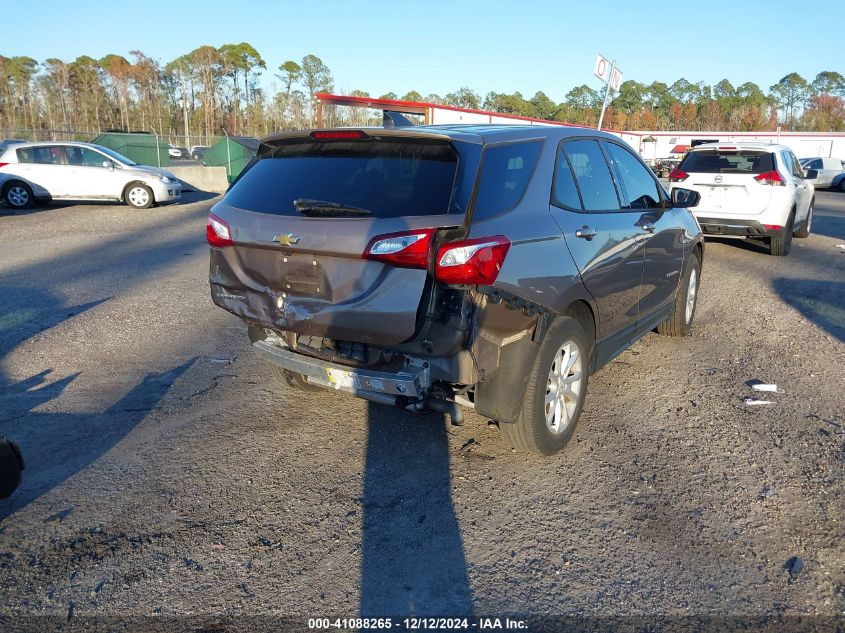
[[0, 191, 843, 631]]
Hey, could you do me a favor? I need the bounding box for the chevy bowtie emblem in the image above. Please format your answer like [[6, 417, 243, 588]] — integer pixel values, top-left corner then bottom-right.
[[273, 233, 301, 246]]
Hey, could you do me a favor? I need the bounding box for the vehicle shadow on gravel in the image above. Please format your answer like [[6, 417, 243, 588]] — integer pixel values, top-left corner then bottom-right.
[[772, 278, 845, 343], [359, 402, 473, 616], [0, 359, 195, 520]]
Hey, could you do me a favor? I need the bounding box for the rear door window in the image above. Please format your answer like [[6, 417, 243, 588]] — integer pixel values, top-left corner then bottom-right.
[[473, 140, 543, 219], [679, 150, 774, 174], [563, 139, 620, 211], [603, 141, 662, 209], [18, 146, 67, 164], [224, 139, 465, 218], [552, 149, 583, 210]]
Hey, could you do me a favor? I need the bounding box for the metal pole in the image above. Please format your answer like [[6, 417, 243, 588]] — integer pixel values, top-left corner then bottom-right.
[[183, 84, 191, 151], [155, 131, 161, 168], [597, 59, 616, 131]]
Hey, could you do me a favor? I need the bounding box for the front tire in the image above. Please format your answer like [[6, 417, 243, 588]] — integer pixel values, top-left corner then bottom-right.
[[125, 183, 154, 209], [499, 316, 591, 456], [794, 201, 813, 239], [769, 210, 794, 256], [3, 182, 34, 210], [657, 250, 701, 337]]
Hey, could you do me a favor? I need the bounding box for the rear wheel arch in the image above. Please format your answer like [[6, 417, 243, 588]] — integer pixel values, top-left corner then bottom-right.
[[474, 299, 596, 425], [562, 299, 596, 346], [2, 179, 35, 209]]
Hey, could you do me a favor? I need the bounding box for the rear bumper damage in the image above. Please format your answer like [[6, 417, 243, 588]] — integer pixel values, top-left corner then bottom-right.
[[252, 338, 468, 424], [253, 338, 429, 400]]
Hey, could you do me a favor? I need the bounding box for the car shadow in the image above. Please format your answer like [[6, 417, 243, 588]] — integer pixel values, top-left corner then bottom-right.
[[0, 190, 218, 216], [0, 209, 211, 516], [705, 236, 771, 255], [772, 278, 845, 343], [359, 402, 473, 616], [0, 359, 195, 520]]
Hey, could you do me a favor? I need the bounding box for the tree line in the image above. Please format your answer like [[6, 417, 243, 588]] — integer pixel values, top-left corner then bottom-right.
[[1, 46, 843, 142]]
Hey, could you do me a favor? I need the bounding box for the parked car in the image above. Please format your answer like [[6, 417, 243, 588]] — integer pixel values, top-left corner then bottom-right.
[[207, 126, 704, 455], [831, 169, 845, 192], [799, 157, 844, 189], [190, 145, 209, 160], [168, 144, 189, 159], [0, 141, 182, 210], [670, 143, 814, 256]]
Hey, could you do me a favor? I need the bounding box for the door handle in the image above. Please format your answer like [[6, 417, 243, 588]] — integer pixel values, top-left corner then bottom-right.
[[575, 226, 597, 240], [640, 222, 656, 233]]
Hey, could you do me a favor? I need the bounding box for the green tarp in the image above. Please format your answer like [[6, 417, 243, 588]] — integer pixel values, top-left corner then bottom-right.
[[92, 133, 170, 167], [203, 137, 260, 182]]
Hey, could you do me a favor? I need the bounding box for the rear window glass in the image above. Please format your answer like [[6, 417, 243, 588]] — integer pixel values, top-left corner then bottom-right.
[[472, 141, 542, 219], [679, 150, 774, 174], [223, 139, 462, 218]]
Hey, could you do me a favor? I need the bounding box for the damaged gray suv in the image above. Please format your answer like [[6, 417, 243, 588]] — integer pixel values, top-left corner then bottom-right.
[[208, 125, 704, 455]]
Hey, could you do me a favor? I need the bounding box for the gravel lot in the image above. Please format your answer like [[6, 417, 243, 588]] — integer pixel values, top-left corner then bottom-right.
[[0, 191, 843, 630]]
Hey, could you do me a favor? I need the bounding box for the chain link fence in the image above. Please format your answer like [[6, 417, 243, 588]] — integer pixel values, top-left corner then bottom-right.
[[1, 129, 265, 181]]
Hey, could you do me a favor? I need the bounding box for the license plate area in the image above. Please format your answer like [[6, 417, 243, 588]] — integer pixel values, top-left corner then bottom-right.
[[276, 253, 325, 296]]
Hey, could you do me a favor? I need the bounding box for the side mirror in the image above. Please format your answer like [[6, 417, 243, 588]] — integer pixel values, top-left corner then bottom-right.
[[804, 169, 818, 179], [102, 160, 114, 170], [671, 187, 700, 208]]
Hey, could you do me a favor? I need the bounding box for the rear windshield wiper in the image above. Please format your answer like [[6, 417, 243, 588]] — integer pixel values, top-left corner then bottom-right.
[[293, 198, 372, 217]]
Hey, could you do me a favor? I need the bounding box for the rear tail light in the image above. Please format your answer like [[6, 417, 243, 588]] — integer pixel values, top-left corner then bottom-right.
[[669, 168, 689, 182], [754, 171, 786, 186], [206, 213, 233, 247], [363, 228, 435, 269], [363, 229, 512, 286], [0, 163, 8, 169], [310, 130, 368, 140], [435, 236, 511, 286]]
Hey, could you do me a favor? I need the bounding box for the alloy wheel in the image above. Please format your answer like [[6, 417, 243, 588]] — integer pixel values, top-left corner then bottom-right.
[[685, 267, 698, 324], [7, 185, 29, 208], [544, 340, 583, 434]]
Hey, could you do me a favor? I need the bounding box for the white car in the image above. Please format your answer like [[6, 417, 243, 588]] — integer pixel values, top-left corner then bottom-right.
[[0, 141, 181, 210], [669, 143, 814, 256], [799, 156, 844, 189]]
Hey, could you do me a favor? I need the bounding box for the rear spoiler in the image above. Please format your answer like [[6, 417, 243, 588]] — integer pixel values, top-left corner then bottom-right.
[[260, 127, 461, 146]]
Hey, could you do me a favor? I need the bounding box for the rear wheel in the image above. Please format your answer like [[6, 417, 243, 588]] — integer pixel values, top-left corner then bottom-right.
[[769, 210, 794, 256], [657, 250, 701, 337], [3, 182, 34, 210], [840, 180, 845, 193], [125, 183, 154, 209], [499, 316, 590, 456], [794, 201, 813, 239]]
